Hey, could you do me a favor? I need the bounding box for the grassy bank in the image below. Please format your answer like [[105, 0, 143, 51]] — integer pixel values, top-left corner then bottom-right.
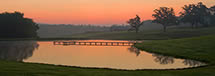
[[134, 35, 215, 75], [72, 26, 215, 40], [0, 35, 215, 76], [135, 35, 215, 63]]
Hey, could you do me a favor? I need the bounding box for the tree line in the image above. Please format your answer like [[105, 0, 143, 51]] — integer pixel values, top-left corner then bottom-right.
[[0, 12, 39, 38], [128, 2, 215, 33]]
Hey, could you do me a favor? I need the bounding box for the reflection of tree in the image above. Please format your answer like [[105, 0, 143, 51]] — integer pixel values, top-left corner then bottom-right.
[[0, 41, 39, 61], [128, 46, 140, 56], [153, 54, 174, 64], [183, 59, 204, 67]]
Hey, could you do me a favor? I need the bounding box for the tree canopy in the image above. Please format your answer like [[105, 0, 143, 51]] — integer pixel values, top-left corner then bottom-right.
[[180, 2, 211, 28], [209, 6, 215, 25], [127, 15, 144, 33], [0, 12, 39, 38], [152, 7, 178, 32]]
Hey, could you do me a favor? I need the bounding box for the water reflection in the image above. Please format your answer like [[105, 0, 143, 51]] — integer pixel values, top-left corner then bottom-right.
[[153, 54, 205, 67], [0, 41, 39, 61], [0, 40, 206, 70], [183, 59, 204, 67], [128, 46, 140, 56], [152, 54, 174, 64]]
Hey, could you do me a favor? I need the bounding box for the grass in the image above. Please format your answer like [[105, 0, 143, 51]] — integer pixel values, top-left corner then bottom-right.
[[134, 35, 215, 76], [72, 26, 215, 40], [135, 35, 215, 63], [0, 38, 89, 41]]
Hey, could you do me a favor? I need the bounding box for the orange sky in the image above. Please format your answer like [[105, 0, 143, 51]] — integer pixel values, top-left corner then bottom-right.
[[0, 0, 215, 24]]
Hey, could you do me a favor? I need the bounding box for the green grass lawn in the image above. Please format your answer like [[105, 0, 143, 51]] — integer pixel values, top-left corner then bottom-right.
[[72, 26, 215, 40], [0, 35, 215, 76]]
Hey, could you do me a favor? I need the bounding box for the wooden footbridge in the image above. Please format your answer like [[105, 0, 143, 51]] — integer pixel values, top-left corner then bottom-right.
[[53, 41, 136, 46]]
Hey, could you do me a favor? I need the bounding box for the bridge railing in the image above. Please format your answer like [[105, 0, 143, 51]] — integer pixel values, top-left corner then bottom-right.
[[53, 41, 136, 46]]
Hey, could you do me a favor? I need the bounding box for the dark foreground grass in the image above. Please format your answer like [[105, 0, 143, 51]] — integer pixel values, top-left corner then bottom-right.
[[0, 35, 215, 76]]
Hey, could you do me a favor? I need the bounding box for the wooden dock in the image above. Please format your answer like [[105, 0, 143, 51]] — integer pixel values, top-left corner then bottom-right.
[[53, 41, 136, 46]]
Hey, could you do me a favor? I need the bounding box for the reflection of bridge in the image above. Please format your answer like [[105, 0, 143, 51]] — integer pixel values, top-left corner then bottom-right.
[[53, 41, 136, 46]]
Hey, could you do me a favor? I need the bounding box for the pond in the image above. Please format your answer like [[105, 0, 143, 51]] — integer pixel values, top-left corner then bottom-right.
[[0, 40, 206, 70]]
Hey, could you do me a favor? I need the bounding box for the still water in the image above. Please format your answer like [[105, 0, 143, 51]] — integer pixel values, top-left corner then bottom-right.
[[0, 40, 205, 70]]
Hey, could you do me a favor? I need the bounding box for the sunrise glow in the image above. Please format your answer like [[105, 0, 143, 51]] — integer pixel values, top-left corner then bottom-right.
[[0, 0, 215, 24]]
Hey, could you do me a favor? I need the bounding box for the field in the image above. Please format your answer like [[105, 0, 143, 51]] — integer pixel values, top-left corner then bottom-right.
[[72, 26, 215, 40]]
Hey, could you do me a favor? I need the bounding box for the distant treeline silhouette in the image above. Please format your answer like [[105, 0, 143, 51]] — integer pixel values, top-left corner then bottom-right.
[[0, 12, 39, 38], [127, 2, 215, 32]]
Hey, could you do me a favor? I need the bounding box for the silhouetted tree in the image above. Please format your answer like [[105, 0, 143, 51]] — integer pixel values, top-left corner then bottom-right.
[[209, 6, 215, 25], [196, 2, 210, 27], [210, 6, 215, 14], [180, 2, 210, 28], [0, 11, 39, 38], [152, 7, 178, 32], [127, 15, 144, 33], [180, 4, 198, 28]]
